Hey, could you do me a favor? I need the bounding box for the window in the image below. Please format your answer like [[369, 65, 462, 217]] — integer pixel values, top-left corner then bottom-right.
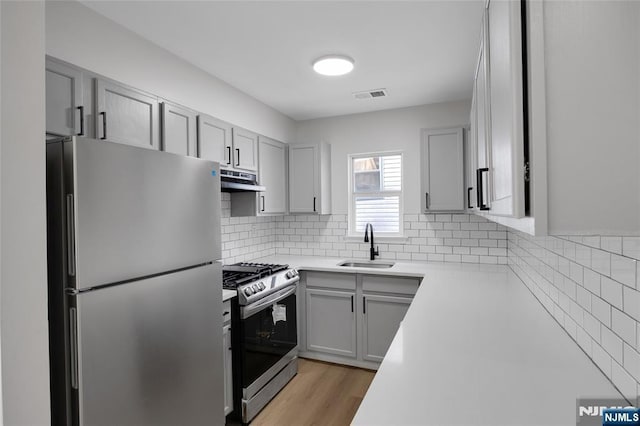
[[349, 152, 403, 236]]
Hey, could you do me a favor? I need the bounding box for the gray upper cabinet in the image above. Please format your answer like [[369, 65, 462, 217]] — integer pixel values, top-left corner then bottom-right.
[[197, 114, 232, 166], [231, 128, 258, 172], [475, 20, 491, 211], [258, 136, 287, 215], [289, 143, 331, 214], [46, 58, 85, 137], [420, 127, 464, 211], [96, 78, 159, 150], [161, 101, 197, 157], [486, 0, 526, 218]]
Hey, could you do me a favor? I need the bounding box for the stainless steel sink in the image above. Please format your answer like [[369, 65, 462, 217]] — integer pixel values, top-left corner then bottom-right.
[[338, 260, 395, 269]]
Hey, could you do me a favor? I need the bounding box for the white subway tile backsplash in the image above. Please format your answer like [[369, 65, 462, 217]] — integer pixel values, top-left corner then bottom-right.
[[593, 343, 613, 377], [509, 230, 640, 399], [602, 277, 624, 310], [622, 287, 640, 322], [611, 254, 637, 289], [602, 325, 624, 363], [612, 308, 637, 346], [602, 237, 623, 255], [592, 249, 612, 277], [612, 361, 638, 403], [623, 343, 640, 382], [584, 268, 602, 296], [582, 236, 602, 249], [570, 262, 584, 286], [584, 312, 601, 340], [623, 237, 640, 261]]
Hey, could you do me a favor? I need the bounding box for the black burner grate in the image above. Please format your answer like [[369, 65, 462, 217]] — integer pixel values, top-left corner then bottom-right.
[[222, 262, 289, 290]]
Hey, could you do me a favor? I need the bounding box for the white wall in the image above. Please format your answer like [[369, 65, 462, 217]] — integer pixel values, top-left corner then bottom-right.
[[45, 1, 296, 144], [295, 100, 470, 214], [1, 1, 51, 424], [543, 1, 640, 235]]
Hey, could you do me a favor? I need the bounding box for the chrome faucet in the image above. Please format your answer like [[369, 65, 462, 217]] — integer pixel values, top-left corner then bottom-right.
[[364, 223, 379, 261]]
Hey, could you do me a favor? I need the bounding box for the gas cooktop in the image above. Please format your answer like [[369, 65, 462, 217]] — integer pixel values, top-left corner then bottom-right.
[[222, 262, 289, 290]]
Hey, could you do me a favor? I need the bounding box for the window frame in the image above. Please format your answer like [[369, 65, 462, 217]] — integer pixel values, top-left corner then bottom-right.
[[347, 151, 404, 238]]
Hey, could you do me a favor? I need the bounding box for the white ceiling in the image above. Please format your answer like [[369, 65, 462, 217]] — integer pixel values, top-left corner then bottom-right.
[[81, 1, 484, 121]]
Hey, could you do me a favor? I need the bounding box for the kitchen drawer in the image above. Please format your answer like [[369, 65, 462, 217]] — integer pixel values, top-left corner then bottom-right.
[[304, 271, 356, 291], [222, 300, 231, 325], [362, 275, 420, 296]]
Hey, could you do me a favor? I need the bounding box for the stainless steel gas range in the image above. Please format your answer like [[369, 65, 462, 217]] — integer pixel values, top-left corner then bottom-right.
[[222, 262, 300, 424]]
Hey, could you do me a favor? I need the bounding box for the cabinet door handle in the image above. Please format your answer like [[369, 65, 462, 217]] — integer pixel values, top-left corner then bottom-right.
[[226, 146, 231, 165], [313, 197, 316, 212], [363, 296, 366, 314], [77, 106, 84, 136], [100, 111, 107, 140], [351, 295, 354, 313], [235, 148, 240, 166], [467, 187, 473, 209], [476, 168, 490, 210], [261, 195, 265, 212], [425, 192, 429, 210]]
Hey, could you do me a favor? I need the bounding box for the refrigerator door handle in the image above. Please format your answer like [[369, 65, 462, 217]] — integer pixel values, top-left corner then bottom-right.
[[70, 307, 79, 389], [66, 194, 76, 276]]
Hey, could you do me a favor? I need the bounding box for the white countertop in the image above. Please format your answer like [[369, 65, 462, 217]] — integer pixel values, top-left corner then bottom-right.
[[222, 289, 236, 302], [254, 255, 623, 425]]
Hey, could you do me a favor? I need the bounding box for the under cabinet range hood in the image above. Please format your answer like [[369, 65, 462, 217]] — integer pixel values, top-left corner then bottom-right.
[[220, 169, 266, 192]]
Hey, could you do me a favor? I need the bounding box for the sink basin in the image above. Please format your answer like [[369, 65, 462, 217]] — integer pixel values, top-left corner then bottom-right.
[[338, 260, 395, 269]]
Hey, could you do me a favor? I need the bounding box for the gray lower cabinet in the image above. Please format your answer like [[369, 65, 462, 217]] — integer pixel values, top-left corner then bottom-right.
[[46, 58, 85, 137], [361, 294, 412, 362], [96, 78, 160, 150], [306, 288, 356, 358], [161, 101, 197, 157], [301, 271, 419, 369]]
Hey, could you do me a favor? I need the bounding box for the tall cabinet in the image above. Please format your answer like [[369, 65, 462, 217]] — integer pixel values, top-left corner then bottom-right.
[[420, 127, 464, 212], [289, 143, 331, 214], [469, 0, 526, 218]]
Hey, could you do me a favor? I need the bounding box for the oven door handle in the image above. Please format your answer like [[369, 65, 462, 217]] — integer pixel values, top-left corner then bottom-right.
[[240, 284, 297, 319]]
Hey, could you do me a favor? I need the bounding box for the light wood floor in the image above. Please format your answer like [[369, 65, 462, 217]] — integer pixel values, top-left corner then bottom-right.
[[250, 359, 376, 426]]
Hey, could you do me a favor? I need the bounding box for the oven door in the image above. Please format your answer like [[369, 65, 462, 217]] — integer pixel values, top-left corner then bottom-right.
[[239, 284, 298, 397]]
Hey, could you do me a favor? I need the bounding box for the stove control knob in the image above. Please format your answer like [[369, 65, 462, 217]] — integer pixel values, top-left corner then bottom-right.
[[286, 269, 299, 279], [258, 282, 266, 290], [244, 288, 253, 296], [252, 284, 259, 292]]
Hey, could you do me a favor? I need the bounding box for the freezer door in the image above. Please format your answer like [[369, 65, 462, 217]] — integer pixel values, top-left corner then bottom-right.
[[74, 263, 224, 426], [68, 137, 221, 290]]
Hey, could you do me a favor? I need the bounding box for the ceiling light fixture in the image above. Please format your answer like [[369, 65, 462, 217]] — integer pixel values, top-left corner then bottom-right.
[[312, 55, 355, 76]]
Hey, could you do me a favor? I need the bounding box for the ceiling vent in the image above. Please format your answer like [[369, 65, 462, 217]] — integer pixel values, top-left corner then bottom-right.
[[353, 88, 388, 100]]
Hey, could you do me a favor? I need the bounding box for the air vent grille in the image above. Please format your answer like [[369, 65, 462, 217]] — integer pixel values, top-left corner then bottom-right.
[[353, 88, 388, 100]]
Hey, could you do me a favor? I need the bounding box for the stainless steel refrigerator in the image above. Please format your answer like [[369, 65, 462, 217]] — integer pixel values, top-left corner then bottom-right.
[[46, 136, 224, 426]]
